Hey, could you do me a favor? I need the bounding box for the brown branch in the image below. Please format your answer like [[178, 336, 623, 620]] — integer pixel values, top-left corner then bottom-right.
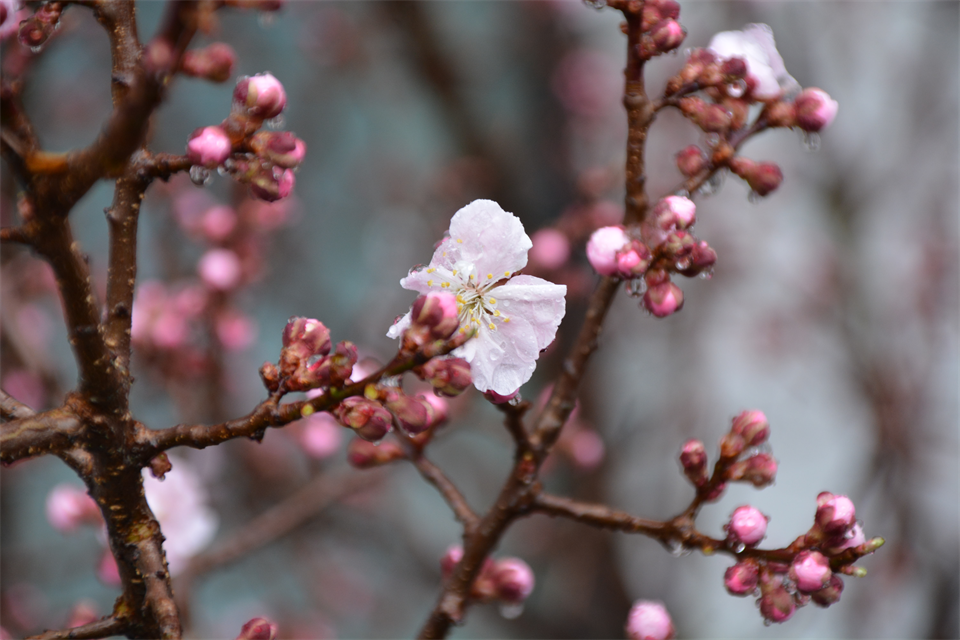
[[104, 172, 149, 377], [25, 615, 127, 640], [0, 405, 83, 463], [183, 468, 384, 577], [0, 387, 36, 420], [620, 5, 654, 225], [533, 492, 668, 538], [0, 226, 29, 244], [496, 399, 532, 451], [408, 454, 479, 530]]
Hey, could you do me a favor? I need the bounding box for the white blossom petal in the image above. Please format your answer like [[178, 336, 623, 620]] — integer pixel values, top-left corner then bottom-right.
[[447, 200, 531, 280], [708, 23, 799, 100], [492, 275, 567, 350]]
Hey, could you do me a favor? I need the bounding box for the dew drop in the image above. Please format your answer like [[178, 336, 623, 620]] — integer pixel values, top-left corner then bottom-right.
[[763, 619, 773, 627], [266, 115, 285, 130], [508, 394, 522, 407], [662, 538, 689, 557], [626, 278, 646, 298], [698, 171, 725, 197], [189, 165, 212, 186], [582, 0, 606, 10], [703, 132, 720, 148], [499, 603, 524, 619], [216, 165, 228, 176], [802, 131, 821, 152], [728, 79, 746, 98], [698, 270, 713, 280], [675, 189, 690, 198], [747, 190, 761, 204], [734, 542, 746, 554], [30, 44, 45, 54], [675, 258, 691, 271]]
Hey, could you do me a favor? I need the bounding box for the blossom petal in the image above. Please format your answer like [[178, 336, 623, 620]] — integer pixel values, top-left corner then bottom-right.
[[708, 23, 799, 100], [447, 200, 531, 279], [459, 317, 536, 395], [386, 310, 411, 339], [492, 275, 567, 351]]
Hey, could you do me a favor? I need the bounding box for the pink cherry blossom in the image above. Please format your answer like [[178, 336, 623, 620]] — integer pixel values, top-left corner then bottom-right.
[[625, 600, 675, 640], [186, 126, 232, 168], [142, 456, 218, 575], [388, 200, 566, 395], [708, 24, 799, 100], [586, 226, 630, 276]]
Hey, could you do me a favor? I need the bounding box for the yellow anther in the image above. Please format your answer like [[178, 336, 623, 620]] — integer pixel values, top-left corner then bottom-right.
[[503, 317, 510, 323], [427, 268, 435, 273], [504, 271, 510, 277], [427, 280, 433, 286], [456, 238, 463, 243], [487, 273, 493, 279], [441, 282, 450, 288], [456, 294, 464, 303], [488, 323, 496, 330], [493, 310, 501, 316], [488, 297, 496, 304]]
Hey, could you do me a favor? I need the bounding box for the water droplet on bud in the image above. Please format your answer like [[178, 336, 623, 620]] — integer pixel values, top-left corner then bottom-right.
[[189, 165, 212, 186], [30, 44, 45, 54], [747, 190, 761, 204], [499, 603, 524, 619], [625, 278, 647, 298], [582, 0, 606, 10], [734, 542, 746, 553], [266, 115, 285, 130], [801, 131, 821, 152]]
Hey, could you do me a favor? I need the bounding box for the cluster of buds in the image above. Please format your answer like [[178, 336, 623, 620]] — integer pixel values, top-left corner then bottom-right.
[[17, 1, 62, 51], [180, 42, 236, 83], [345, 393, 447, 467], [440, 546, 535, 608], [723, 492, 883, 624], [185, 73, 306, 202], [636, 0, 685, 60], [664, 25, 837, 199], [260, 317, 357, 394], [679, 410, 777, 502], [586, 195, 715, 318], [396, 292, 462, 354]]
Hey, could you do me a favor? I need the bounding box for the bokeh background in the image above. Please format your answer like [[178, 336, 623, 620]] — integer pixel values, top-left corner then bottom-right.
[[1, 1, 957, 638]]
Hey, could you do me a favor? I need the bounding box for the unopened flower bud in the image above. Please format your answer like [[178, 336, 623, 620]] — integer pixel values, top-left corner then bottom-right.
[[250, 131, 307, 169], [418, 393, 448, 429], [676, 240, 717, 278], [259, 362, 280, 392], [810, 574, 844, 607], [718, 432, 745, 459], [336, 397, 392, 442], [417, 357, 472, 397], [625, 600, 675, 640], [643, 281, 684, 318], [411, 291, 460, 341], [440, 545, 463, 580], [724, 559, 760, 596], [728, 453, 778, 487], [815, 492, 856, 536], [347, 437, 403, 469], [676, 145, 707, 177], [46, 484, 100, 532], [720, 56, 747, 80], [235, 617, 277, 640], [653, 195, 696, 231], [679, 438, 707, 485], [794, 87, 838, 132], [180, 42, 236, 83], [731, 158, 783, 197], [651, 19, 685, 53], [308, 340, 358, 387], [823, 522, 866, 555], [764, 100, 796, 128], [250, 165, 296, 202], [492, 557, 535, 604], [484, 388, 519, 404], [730, 409, 769, 446], [701, 104, 733, 133], [198, 248, 242, 290], [233, 72, 287, 118], [186, 126, 232, 168], [587, 226, 631, 277], [758, 577, 795, 623], [385, 392, 430, 434], [282, 317, 332, 356], [726, 505, 768, 546], [790, 550, 832, 593]]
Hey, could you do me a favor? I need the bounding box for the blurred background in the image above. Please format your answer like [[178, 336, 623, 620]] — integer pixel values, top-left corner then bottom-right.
[[1, 1, 957, 638]]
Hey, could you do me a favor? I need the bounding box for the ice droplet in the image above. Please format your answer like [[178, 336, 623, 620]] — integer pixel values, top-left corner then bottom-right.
[[703, 132, 720, 148], [499, 603, 524, 619], [582, 0, 606, 10], [763, 618, 773, 627], [626, 278, 646, 298], [30, 44, 45, 54], [216, 165, 228, 176], [508, 394, 522, 407], [663, 538, 690, 557], [698, 270, 714, 280], [728, 79, 746, 98], [189, 165, 212, 186], [802, 131, 821, 152], [747, 190, 761, 204], [266, 115, 285, 130], [734, 542, 746, 554], [698, 171, 725, 197]]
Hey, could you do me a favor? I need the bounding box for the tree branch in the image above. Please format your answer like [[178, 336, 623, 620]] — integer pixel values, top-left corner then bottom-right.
[[0, 387, 36, 420], [0, 404, 83, 464], [408, 454, 479, 530], [25, 615, 127, 640]]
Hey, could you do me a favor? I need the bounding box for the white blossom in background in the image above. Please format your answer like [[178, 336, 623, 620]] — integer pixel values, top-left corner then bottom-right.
[[708, 23, 800, 100], [142, 456, 218, 575], [388, 200, 566, 395]]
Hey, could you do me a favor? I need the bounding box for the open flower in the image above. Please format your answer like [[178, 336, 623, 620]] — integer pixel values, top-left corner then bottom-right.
[[708, 23, 799, 100], [388, 200, 566, 395]]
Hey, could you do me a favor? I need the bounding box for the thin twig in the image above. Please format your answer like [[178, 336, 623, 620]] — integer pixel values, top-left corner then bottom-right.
[[25, 615, 127, 640], [409, 454, 479, 529], [0, 387, 36, 420]]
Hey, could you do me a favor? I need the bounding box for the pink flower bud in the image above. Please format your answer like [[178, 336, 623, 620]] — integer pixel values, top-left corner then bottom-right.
[[790, 550, 832, 593], [676, 145, 707, 177], [726, 505, 768, 546], [419, 393, 449, 429], [568, 429, 605, 470], [335, 397, 392, 442], [679, 438, 707, 485], [46, 484, 100, 532], [250, 131, 307, 169], [815, 492, 856, 535], [720, 56, 748, 80], [303, 340, 358, 388], [347, 437, 403, 469], [299, 413, 343, 459], [810, 574, 844, 607], [235, 617, 278, 640], [484, 388, 519, 404], [794, 87, 838, 132], [234, 73, 287, 119], [186, 126, 232, 168], [625, 600, 675, 640], [728, 453, 778, 487], [654, 195, 697, 230], [730, 158, 783, 197], [198, 248, 242, 290], [282, 317, 332, 356], [758, 578, 795, 623], [440, 545, 464, 580], [730, 409, 769, 446], [675, 240, 717, 277], [410, 291, 460, 341], [586, 226, 630, 277], [199, 205, 237, 242], [416, 357, 472, 397], [643, 281, 684, 318], [724, 559, 760, 596], [651, 19, 685, 53], [492, 557, 535, 604], [181, 42, 236, 83], [385, 392, 430, 435], [823, 522, 866, 555], [529, 228, 570, 270], [251, 166, 296, 202]]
